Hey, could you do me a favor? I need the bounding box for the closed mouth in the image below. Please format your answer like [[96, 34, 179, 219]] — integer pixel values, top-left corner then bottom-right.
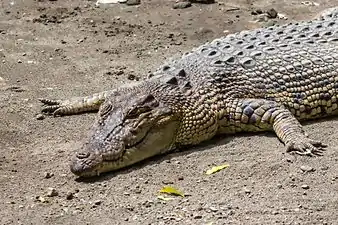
[[70, 130, 150, 177]]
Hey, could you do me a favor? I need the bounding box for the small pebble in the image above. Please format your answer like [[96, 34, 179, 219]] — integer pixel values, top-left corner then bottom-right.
[[142, 200, 153, 207], [94, 200, 102, 205], [17, 59, 22, 63], [243, 187, 251, 194], [173, 160, 180, 164], [167, 33, 174, 38], [126, 0, 140, 5], [266, 8, 278, 19], [46, 188, 58, 197], [36, 114, 45, 120], [301, 184, 310, 190], [44, 172, 54, 178], [36, 196, 48, 203], [209, 206, 218, 212], [127, 74, 135, 80], [173, 1, 192, 9], [194, 214, 202, 219], [126, 205, 134, 211], [321, 166, 329, 171], [127, 74, 139, 81], [66, 192, 74, 200], [116, 70, 124, 76], [251, 8, 263, 15], [301, 1, 319, 6], [300, 165, 315, 172], [162, 180, 174, 185]]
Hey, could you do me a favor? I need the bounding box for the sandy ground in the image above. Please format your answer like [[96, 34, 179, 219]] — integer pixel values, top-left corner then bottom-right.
[[0, 0, 337, 224]]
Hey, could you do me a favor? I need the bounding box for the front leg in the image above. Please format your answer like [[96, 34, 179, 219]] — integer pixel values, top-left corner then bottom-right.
[[39, 91, 112, 116], [39, 81, 142, 116], [223, 99, 327, 156]]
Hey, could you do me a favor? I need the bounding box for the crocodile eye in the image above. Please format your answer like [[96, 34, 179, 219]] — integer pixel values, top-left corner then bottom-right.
[[99, 103, 112, 118]]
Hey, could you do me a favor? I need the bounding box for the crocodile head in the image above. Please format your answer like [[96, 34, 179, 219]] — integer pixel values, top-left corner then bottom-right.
[[70, 92, 180, 177]]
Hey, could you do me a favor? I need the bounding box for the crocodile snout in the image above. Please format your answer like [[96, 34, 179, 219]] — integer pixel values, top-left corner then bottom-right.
[[70, 150, 103, 177]]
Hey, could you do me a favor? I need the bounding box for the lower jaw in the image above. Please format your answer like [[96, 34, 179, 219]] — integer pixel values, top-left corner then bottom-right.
[[73, 143, 166, 177], [76, 171, 100, 177], [71, 154, 133, 177], [84, 148, 149, 176]]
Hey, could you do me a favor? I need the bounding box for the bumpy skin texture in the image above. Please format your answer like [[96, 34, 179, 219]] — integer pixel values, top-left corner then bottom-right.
[[41, 9, 338, 177]]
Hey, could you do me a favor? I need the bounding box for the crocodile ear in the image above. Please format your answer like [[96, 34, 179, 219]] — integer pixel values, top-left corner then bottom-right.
[[125, 94, 159, 119]]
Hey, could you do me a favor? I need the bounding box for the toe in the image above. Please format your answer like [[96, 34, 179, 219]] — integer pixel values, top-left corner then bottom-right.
[[39, 98, 61, 105], [42, 105, 60, 114]]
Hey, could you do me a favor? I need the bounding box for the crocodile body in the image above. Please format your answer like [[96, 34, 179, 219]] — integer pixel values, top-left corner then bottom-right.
[[41, 8, 338, 177]]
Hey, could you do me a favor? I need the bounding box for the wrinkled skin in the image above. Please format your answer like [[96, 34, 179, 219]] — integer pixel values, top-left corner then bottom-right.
[[70, 92, 180, 177]]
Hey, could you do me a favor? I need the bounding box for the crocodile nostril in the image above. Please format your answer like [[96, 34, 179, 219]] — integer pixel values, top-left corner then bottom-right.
[[76, 152, 90, 159]]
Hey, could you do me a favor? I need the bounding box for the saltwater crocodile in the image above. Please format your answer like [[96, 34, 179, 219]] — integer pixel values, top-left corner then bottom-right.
[[40, 8, 338, 177]]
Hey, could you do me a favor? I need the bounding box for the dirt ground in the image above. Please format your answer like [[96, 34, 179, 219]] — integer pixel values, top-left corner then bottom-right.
[[1, 0, 338, 224]]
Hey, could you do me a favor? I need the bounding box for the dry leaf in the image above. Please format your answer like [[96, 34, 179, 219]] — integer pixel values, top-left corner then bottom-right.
[[159, 186, 184, 197], [206, 164, 229, 175]]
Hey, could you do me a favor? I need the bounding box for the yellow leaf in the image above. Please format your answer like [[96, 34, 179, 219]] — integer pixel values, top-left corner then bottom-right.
[[205, 164, 229, 175], [159, 186, 184, 197], [157, 195, 174, 201]]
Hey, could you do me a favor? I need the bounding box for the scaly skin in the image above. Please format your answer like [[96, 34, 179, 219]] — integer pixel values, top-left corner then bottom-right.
[[40, 8, 338, 177]]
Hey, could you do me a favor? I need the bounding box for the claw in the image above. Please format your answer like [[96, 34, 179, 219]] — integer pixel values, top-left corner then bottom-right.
[[285, 137, 326, 157], [40, 99, 63, 116], [39, 98, 65, 115], [53, 108, 67, 117], [38, 98, 62, 105]]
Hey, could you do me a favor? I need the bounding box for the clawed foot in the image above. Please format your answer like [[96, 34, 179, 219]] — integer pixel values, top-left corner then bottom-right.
[[39, 98, 67, 116], [39, 96, 101, 116], [286, 138, 327, 156]]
